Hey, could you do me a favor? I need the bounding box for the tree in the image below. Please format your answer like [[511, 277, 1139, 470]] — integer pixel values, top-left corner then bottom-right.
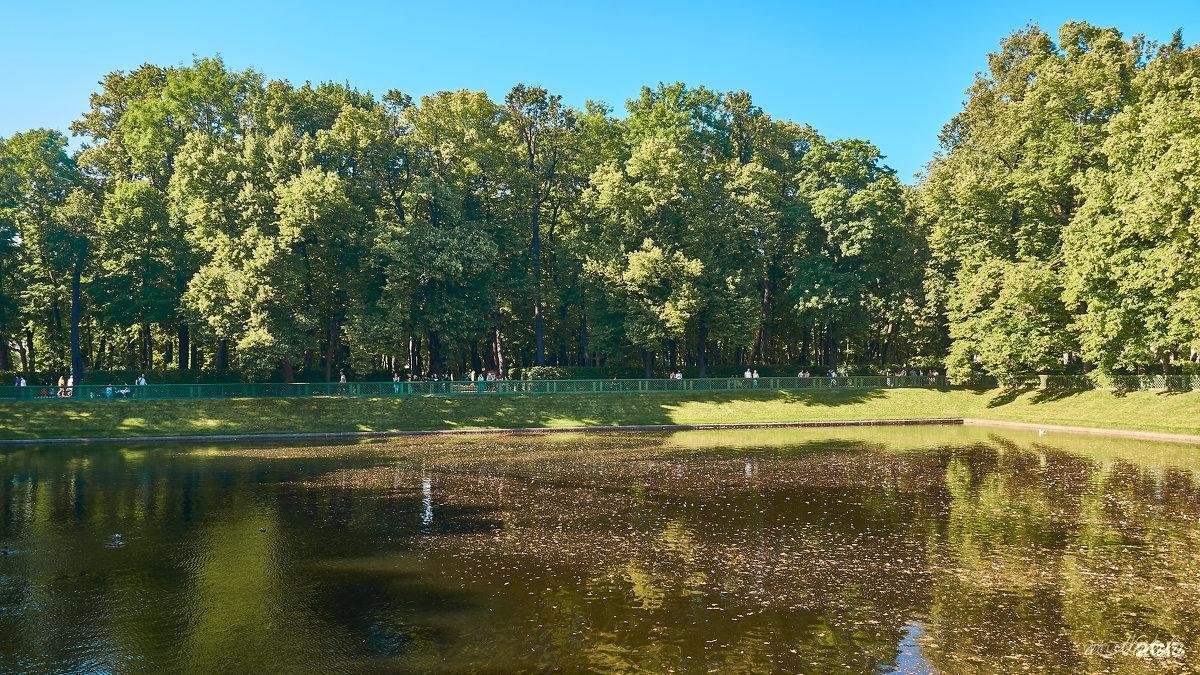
[[94, 180, 177, 369], [587, 239, 703, 376], [54, 188, 100, 382], [586, 84, 757, 376], [788, 137, 910, 369], [503, 84, 576, 365], [1063, 36, 1200, 374], [0, 130, 83, 377], [922, 22, 1145, 380]]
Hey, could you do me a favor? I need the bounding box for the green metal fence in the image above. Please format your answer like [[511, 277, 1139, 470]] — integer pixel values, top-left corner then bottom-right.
[[4, 373, 1194, 403], [0, 375, 952, 403], [1040, 374, 1200, 392]]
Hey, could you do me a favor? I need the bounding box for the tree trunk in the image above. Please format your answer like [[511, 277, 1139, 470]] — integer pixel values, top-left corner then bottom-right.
[[493, 312, 506, 378], [141, 322, 152, 370], [824, 324, 839, 369], [281, 358, 295, 383], [880, 322, 895, 368], [668, 339, 677, 371], [481, 339, 497, 372], [409, 335, 422, 376], [427, 330, 444, 376], [178, 324, 190, 370], [50, 300, 63, 337], [557, 302, 568, 365], [696, 316, 709, 377], [216, 339, 229, 371], [25, 328, 36, 372], [324, 323, 338, 382], [0, 337, 9, 371], [753, 274, 772, 363], [95, 334, 107, 371], [577, 312, 588, 367], [532, 203, 545, 365], [70, 259, 85, 384]]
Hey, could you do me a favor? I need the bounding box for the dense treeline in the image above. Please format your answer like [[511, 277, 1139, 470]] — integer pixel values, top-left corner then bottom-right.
[[925, 22, 1200, 382], [1, 21, 1198, 384]]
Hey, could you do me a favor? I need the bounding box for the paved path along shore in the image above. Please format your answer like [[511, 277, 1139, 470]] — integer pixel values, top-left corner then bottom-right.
[[4, 417, 1200, 446], [962, 418, 1200, 445], [0, 418, 962, 446]]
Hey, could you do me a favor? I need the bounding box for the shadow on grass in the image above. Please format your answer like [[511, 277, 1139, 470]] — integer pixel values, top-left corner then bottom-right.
[[0, 386, 930, 440], [986, 386, 1102, 408], [773, 388, 888, 407], [1027, 388, 1093, 404], [985, 388, 1026, 408]]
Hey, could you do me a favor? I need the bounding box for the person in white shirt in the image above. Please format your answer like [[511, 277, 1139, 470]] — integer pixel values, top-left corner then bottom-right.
[[743, 368, 752, 379]]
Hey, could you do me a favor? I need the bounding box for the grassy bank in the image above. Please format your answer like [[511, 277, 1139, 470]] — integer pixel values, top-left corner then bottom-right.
[[2, 387, 1198, 441]]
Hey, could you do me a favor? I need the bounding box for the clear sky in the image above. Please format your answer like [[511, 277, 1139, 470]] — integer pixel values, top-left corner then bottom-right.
[[2, 0, 1196, 181]]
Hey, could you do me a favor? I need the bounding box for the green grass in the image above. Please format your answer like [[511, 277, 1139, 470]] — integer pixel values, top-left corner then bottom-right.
[[2, 386, 1198, 441]]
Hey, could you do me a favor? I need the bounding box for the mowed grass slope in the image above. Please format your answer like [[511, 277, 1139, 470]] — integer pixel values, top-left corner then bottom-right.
[[1, 387, 1198, 440]]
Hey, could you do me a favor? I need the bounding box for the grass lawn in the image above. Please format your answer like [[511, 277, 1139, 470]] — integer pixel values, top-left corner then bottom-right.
[[1, 386, 1198, 441]]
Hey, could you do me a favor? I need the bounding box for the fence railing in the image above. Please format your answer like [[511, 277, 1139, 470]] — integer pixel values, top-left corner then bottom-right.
[[0, 375, 951, 403], [3, 373, 1194, 403], [1039, 374, 1200, 392]]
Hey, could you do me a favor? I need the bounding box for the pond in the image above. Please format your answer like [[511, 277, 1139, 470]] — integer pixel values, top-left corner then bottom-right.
[[0, 426, 1197, 672]]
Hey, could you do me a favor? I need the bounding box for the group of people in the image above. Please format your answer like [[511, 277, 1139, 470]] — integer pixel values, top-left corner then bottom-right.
[[94, 374, 147, 399], [378, 370, 506, 383], [19, 374, 76, 398], [891, 368, 940, 378], [10, 373, 148, 399], [886, 368, 941, 386]]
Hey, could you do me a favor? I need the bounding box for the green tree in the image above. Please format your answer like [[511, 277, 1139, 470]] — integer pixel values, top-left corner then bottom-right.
[[1063, 36, 1200, 374], [503, 84, 577, 365], [922, 22, 1144, 381], [0, 130, 84, 377]]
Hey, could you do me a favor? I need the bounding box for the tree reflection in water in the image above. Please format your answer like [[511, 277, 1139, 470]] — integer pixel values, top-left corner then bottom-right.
[[0, 426, 1196, 672]]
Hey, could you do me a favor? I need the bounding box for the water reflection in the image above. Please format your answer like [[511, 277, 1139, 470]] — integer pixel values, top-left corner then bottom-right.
[[889, 622, 930, 674], [0, 427, 1197, 672], [421, 475, 433, 528]]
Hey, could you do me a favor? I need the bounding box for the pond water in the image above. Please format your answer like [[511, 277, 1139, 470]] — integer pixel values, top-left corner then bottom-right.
[[1, 426, 1198, 673]]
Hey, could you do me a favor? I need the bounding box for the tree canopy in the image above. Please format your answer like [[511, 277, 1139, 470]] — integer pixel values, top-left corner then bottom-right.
[[1, 23, 1197, 383]]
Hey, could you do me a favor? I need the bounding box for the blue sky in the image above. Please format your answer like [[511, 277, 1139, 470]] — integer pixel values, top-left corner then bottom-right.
[[2, 1, 1196, 181]]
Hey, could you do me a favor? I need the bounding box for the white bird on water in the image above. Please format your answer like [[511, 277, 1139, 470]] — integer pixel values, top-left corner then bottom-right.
[[1038, 429, 1046, 437]]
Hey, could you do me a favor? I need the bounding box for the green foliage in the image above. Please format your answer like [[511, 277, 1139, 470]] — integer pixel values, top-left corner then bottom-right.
[[920, 22, 1200, 381], [1062, 36, 1200, 374], [2, 25, 1197, 383]]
